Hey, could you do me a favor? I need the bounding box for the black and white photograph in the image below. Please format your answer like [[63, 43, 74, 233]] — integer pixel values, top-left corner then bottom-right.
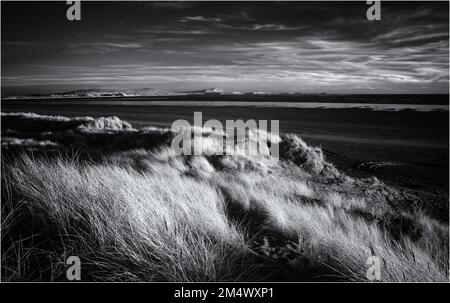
[[1, 0, 449, 287]]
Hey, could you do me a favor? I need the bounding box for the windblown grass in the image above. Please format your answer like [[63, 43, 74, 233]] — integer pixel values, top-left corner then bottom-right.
[[1, 113, 448, 281]]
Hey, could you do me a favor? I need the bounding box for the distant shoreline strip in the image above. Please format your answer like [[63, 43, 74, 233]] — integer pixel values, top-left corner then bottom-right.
[[3, 100, 448, 112]]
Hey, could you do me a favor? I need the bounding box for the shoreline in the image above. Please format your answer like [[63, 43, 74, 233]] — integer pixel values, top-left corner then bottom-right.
[[3, 99, 449, 112]]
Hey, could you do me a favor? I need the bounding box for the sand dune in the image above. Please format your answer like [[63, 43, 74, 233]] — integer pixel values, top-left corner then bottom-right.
[[1, 112, 448, 281]]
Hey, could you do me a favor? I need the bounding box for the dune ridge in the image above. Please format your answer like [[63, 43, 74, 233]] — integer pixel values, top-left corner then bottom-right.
[[1, 112, 448, 281]]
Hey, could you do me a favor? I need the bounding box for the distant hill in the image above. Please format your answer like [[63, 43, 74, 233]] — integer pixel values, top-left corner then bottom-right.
[[2, 87, 288, 99], [182, 88, 226, 95], [3, 88, 179, 99], [181, 88, 276, 95]]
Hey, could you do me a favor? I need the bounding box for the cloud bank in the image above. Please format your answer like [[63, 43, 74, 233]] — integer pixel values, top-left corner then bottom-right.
[[2, 1, 448, 94]]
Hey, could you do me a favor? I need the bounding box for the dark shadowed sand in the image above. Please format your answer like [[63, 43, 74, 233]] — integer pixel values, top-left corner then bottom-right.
[[2, 99, 448, 220]]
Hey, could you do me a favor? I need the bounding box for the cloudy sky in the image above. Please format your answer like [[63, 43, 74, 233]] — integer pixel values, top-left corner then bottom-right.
[[1, 1, 449, 95]]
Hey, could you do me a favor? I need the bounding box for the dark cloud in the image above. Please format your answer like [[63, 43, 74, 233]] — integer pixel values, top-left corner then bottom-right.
[[1, 1, 448, 94]]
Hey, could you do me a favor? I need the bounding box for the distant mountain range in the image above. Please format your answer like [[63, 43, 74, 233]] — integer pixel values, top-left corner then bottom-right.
[[2, 88, 309, 99], [4, 88, 177, 99], [66, 88, 177, 97]]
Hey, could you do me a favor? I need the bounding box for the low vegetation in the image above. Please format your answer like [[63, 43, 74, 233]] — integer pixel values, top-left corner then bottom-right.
[[1, 112, 448, 281]]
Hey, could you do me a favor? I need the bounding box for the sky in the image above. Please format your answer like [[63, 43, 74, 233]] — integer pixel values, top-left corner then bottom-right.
[[1, 1, 449, 95]]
